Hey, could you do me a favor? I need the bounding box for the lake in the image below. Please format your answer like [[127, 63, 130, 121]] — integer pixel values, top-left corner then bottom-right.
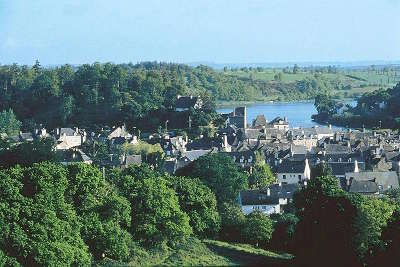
[[217, 101, 345, 128]]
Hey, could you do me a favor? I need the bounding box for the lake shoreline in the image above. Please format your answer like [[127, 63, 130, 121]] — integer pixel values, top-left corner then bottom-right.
[[216, 98, 355, 108]]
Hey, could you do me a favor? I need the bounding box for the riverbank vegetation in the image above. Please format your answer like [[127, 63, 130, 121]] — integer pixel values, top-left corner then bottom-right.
[[1, 61, 398, 132], [313, 82, 400, 129]]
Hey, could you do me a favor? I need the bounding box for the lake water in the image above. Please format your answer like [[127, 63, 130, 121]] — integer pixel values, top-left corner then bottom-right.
[[217, 101, 332, 128]]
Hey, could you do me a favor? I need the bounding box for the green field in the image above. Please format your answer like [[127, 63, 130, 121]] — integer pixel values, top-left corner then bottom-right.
[[97, 238, 293, 266]]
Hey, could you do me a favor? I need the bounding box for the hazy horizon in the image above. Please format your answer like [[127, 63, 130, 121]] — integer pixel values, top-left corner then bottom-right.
[[1, 0, 399, 65]]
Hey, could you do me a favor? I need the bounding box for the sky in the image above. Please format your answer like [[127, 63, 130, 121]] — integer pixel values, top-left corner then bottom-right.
[[0, 0, 399, 65]]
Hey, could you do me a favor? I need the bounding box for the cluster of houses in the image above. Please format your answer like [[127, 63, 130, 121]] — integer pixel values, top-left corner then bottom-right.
[[5, 96, 400, 217]]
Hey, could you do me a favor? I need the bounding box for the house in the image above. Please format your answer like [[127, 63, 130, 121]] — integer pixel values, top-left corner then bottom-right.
[[55, 128, 86, 150], [239, 183, 300, 215], [269, 117, 289, 131], [175, 95, 203, 111], [276, 159, 311, 184], [108, 125, 132, 140], [228, 107, 247, 129], [59, 149, 92, 165], [121, 154, 142, 169], [252, 115, 268, 128], [345, 171, 400, 195]]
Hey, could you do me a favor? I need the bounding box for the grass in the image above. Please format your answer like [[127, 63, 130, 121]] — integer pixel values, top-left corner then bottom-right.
[[97, 237, 293, 266], [219, 69, 399, 106]]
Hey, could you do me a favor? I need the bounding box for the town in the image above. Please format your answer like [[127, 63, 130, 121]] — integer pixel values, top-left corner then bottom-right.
[[5, 95, 400, 217]]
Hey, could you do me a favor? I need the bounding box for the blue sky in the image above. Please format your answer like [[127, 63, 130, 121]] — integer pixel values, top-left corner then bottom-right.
[[0, 0, 399, 65]]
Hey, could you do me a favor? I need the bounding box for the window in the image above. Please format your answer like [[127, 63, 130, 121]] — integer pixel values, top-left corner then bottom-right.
[[262, 206, 267, 210], [283, 175, 286, 179]]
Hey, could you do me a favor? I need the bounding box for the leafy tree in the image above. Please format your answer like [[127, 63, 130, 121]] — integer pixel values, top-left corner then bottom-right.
[[112, 165, 192, 247], [168, 176, 221, 238], [351, 194, 394, 259], [0, 109, 21, 136], [366, 208, 400, 267], [248, 164, 276, 189], [130, 177, 192, 246], [176, 153, 248, 205], [66, 164, 135, 261], [0, 138, 59, 168], [219, 202, 246, 242], [269, 213, 299, 252], [293, 175, 360, 267], [0, 162, 91, 266], [242, 211, 274, 247]]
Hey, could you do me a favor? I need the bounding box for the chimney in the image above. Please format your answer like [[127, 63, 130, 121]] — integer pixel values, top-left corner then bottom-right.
[[263, 126, 267, 135], [290, 144, 294, 157], [267, 188, 271, 196], [284, 116, 287, 122], [243, 106, 247, 129], [354, 160, 359, 173], [190, 95, 193, 99], [185, 135, 188, 143], [329, 124, 332, 129], [177, 95, 181, 99], [223, 134, 228, 148], [56, 128, 60, 135], [304, 158, 311, 180]]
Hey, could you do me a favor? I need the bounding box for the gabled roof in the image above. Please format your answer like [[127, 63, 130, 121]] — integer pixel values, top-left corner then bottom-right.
[[60, 128, 76, 136], [253, 115, 268, 127], [276, 160, 306, 173], [348, 180, 379, 194], [184, 149, 211, 162], [346, 171, 399, 192], [240, 190, 279, 205]]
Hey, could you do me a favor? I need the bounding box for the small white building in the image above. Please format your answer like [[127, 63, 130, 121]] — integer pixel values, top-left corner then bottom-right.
[[276, 159, 311, 184], [239, 183, 301, 215]]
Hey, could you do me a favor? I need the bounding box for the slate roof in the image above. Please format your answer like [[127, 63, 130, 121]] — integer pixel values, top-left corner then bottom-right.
[[240, 183, 300, 206], [240, 190, 279, 205], [276, 160, 306, 173], [184, 149, 211, 162], [253, 115, 268, 128], [175, 96, 199, 109], [348, 180, 379, 194], [60, 128, 76, 136], [346, 171, 400, 193], [125, 154, 142, 166]]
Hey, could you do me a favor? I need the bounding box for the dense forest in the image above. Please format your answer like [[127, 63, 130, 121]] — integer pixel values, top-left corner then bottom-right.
[[0, 61, 353, 132]]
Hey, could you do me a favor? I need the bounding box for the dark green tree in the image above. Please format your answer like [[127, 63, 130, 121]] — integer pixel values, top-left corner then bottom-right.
[[176, 153, 248, 204], [168, 176, 221, 238]]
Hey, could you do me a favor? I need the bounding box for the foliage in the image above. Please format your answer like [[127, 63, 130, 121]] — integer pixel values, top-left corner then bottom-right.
[[66, 164, 135, 261], [293, 175, 360, 267], [122, 141, 164, 166], [351, 194, 394, 259], [168, 176, 221, 238], [269, 213, 299, 252], [112, 165, 192, 247], [0, 138, 59, 168], [248, 164, 276, 189], [176, 153, 248, 204], [242, 211, 274, 247], [0, 109, 21, 136], [218, 202, 246, 242], [0, 162, 91, 266]]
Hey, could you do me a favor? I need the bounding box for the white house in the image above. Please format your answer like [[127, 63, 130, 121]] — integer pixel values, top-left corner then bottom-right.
[[276, 159, 311, 184], [239, 183, 301, 215]]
